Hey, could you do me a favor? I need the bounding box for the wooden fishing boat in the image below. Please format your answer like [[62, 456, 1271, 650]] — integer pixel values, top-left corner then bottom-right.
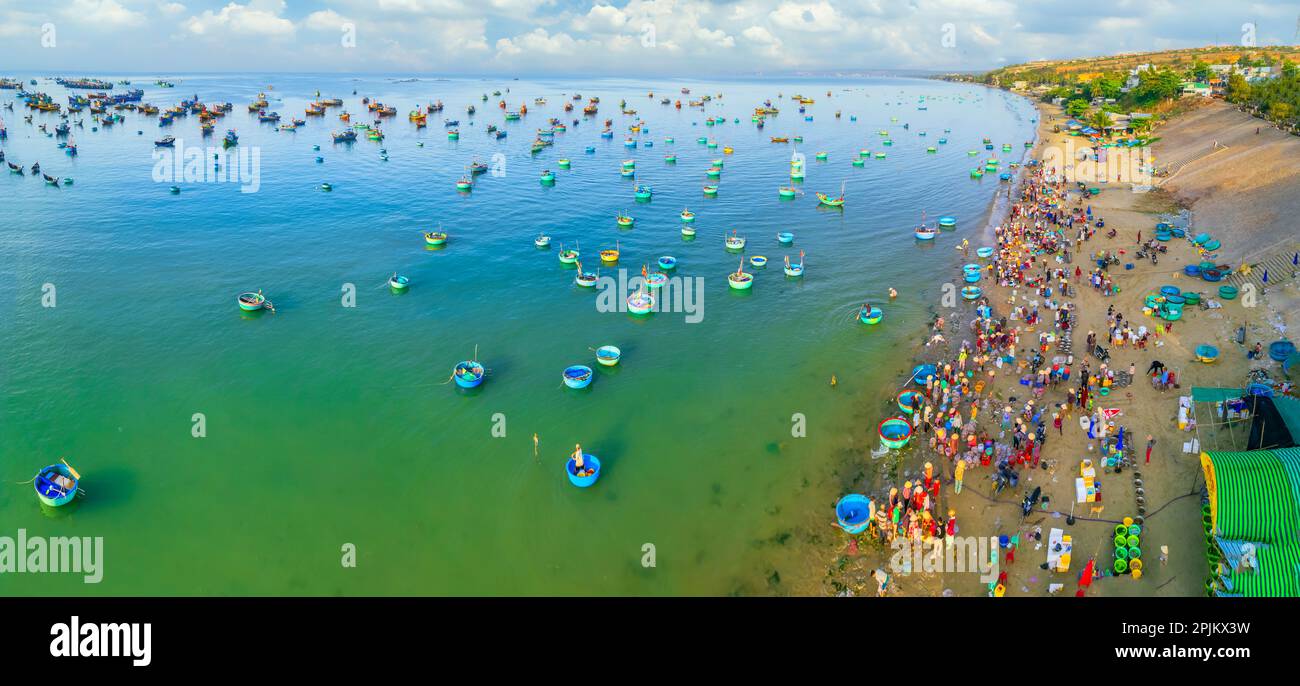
[[859, 305, 883, 324], [574, 261, 598, 288], [680, 208, 695, 223], [705, 166, 721, 178], [155, 135, 177, 147], [702, 185, 718, 196], [388, 273, 410, 292], [563, 365, 594, 389], [657, 256, 677, 271], [784, 251, 805, 277], [558, 158, 571, 169], [817, 182, 845, 207], [540, 170, 556, 183], [727, 259, 754, 290], [724, 230, 746, 251], [43, 173, 60, 186], [778, 186, 799, 198], [681, 225, 696, 237], [535, 234, 551, 248], [566, 453, 601, 487], [600, 241, 621, 263], [558, 245, 579, 264], [615, 213, 634, 229], [424, 231, 448, 246], [790, 167, 805, 180], [620, 168, 635, 179], [596, 346, 621, 367], [456, 177, 472, 191], [453, 360, 485, 388], [447, 129, 459, 140], [634, 184, 652, 200], [770, 136, 789, 143], [34, 461, 79, 507], [237, 290, 267, 311]]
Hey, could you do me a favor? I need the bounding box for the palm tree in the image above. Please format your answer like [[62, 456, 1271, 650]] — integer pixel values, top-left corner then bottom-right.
[[1088, 110, 1114, 137]]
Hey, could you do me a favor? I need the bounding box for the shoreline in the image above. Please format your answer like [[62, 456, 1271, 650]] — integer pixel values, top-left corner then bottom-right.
[[803, 95, 1296, 597]]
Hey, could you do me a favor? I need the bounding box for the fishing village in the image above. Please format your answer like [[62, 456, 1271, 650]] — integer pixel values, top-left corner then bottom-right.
[[2, 45, 1299, 598]]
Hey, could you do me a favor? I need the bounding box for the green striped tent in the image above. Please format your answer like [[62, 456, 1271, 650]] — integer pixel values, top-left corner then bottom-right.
[[1201, 448, 1300, 596]]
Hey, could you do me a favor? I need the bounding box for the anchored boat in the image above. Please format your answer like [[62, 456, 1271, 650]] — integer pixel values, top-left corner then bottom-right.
[[563, 365, 594, 389], [453, 360, 485, 388], [34, 460, 80, 507], [784, 251, 805, 277], [727, 258, 754, 290]]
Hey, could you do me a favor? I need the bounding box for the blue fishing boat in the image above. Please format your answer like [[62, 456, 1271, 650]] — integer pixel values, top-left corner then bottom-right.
[[634, 184, 653, 200], [897, 390, 924, 414], [563, 365, 593, 389], [595, 345, 622, 367], [657, 256, 677, 271], [976, 247, 994, 258], [938, 216, 956, 228], [835, 494, 873, 534], [389, 273, 410, 292], [34, 461, 79, 507], [961, 286, 982, 300], [911, 364, 936, 384], [878, 418, 913, 449], [453, 360, 485, 388], [566, 453, 601, 487], [777, 232, 794, 245]]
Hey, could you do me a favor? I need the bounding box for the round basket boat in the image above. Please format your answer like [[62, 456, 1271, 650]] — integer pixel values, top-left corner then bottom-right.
[[835, 494, 873, 534], [627, 291, 655, 315], [777, 232, 794, 245], [535, 235, 552, 248], [1269, 340, 1297, 362], [681, 226, 696, 237], [680, 210, 695, 223], [976, 247, 994, 258], [878, 417, 913, 450], [911, 364, 937, 384], [1193, 232, 1212, 245], [1183, 291, 1201, 305], [34, 463, 79, 507], [645, 273, 667, 289], [1195, 345, 1219, 363], [658, 256, 677, 271], [728, 271, 755, 290], [1201, 269, 1223, 282], [453, 361, 485, 388], [424, 231, 448, 246], [389, 275, 410, 291], [963, 272, 981, 283], [1218, 285, 1237, 300], [915, 228, 937, 240], [1203, 239, 1221, 252], [938, 216, 957, 228], [575, 270, 598, 287], [1155, 231, 1172, 242], [559, 249, 579, 264], [1160, 285, 1180, 296], [565, 454, 601, 487], [961, 286, 982, 300], [859, 306, 883, 325], [237, 292, 266, 311], [749, 256, 768, 268], [596, 345, 621, 367], [563, 365, 594, 389], [1183, 264, 1201, 276], [897, 390, 924, 414], [1165, 294, 1186, 305]]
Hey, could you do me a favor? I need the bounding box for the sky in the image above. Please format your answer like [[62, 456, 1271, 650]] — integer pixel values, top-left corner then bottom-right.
[[0, 0, 1296, 76]]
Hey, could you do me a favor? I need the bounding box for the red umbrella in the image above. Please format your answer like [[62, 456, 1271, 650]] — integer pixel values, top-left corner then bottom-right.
[[1079, 558, 1096, 588]]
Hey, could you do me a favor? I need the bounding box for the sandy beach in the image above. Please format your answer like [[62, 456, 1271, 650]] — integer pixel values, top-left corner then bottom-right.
[[807, 96, 1300, 598]]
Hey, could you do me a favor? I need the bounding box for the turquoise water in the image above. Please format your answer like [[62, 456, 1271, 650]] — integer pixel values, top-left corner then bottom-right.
[[0, 75, 1035, 595]]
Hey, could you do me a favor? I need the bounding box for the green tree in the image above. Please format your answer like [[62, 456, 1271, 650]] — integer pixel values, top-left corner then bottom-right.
[[1065, 98, 1090, 117], [1225, 73, 1252, 103]]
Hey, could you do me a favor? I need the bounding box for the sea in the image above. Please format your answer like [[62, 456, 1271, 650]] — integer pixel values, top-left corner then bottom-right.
[[0, 74, 1036, 595]]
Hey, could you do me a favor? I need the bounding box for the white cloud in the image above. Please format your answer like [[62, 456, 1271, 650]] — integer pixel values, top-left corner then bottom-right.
[[184, 1, 295, 37], [304, 9, 351, 31], [64, 0, 146, 27]]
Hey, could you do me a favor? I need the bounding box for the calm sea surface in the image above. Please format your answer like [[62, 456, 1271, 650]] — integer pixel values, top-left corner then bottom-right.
[[0, 74, 1035, 594]]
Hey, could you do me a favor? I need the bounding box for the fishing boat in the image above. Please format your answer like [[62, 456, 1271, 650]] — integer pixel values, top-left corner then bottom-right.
[[727, 258, 754, 290], [790, 167, 805, 181], [724, 231, 746, 250], [770, 136, 789, 143], [784, 251, 805, 277], [320, 182, 333, 192], [664, 154, 677, 163], [859, 305, 883, 324], [222, 129, 238, 148], [453, 360, 485, 388], [574, 261, 598, 288], [43, 173, 60, 186], [332, 130, 357, 143], [634, 184, 652, 200], [681, 225, 696, 237], [878, 417, 913, 450], [535, 234, 551, 248], [155, 135, 176, 147], [817, 182, 845, 207], [237, 290, 268, 311], [596, 346, 622, 367], [558, 245, 579, 264], [563, 365, 594, 389], [749, 256, 768, 268], [565, 453, 601, 487], [615, 213, 634, 228], [702, 185, 718, 196], [424, 231, 448, 246], [937, 216, 956, 228], [835, 494, 873, 534], [657, 256, 677, 270], [34, 461, 80, 507], [600, 241, 620, 263], [540, 169, 556, 183], [705, 166, 721, 179], [914, 225, 937, 240], [680, 208, 695, 223], [626, 281, 655, 315], [976, 246, 994, 259], [645, 272, 667, 289], [558, 158, 571, 169], [388, 273, 410, 292], [620, 168, 635, 179], [778, 186, 799, 198], [447, 129, 459, 140], [468, 159, 489, 175], [455, 176, 472, 191], [961, 286, 982, 300], [777, 232, 794, 245]]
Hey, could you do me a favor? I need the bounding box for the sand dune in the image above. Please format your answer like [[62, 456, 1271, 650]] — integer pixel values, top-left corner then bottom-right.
[[1154, 100, 1300, 261]]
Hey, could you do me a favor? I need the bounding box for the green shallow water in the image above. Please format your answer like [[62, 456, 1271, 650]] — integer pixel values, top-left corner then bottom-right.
[[0, 75, 1035, 594]]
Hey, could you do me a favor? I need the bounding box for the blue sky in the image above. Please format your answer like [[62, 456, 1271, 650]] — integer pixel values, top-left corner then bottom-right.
[[0, 1, 1296, 75]]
